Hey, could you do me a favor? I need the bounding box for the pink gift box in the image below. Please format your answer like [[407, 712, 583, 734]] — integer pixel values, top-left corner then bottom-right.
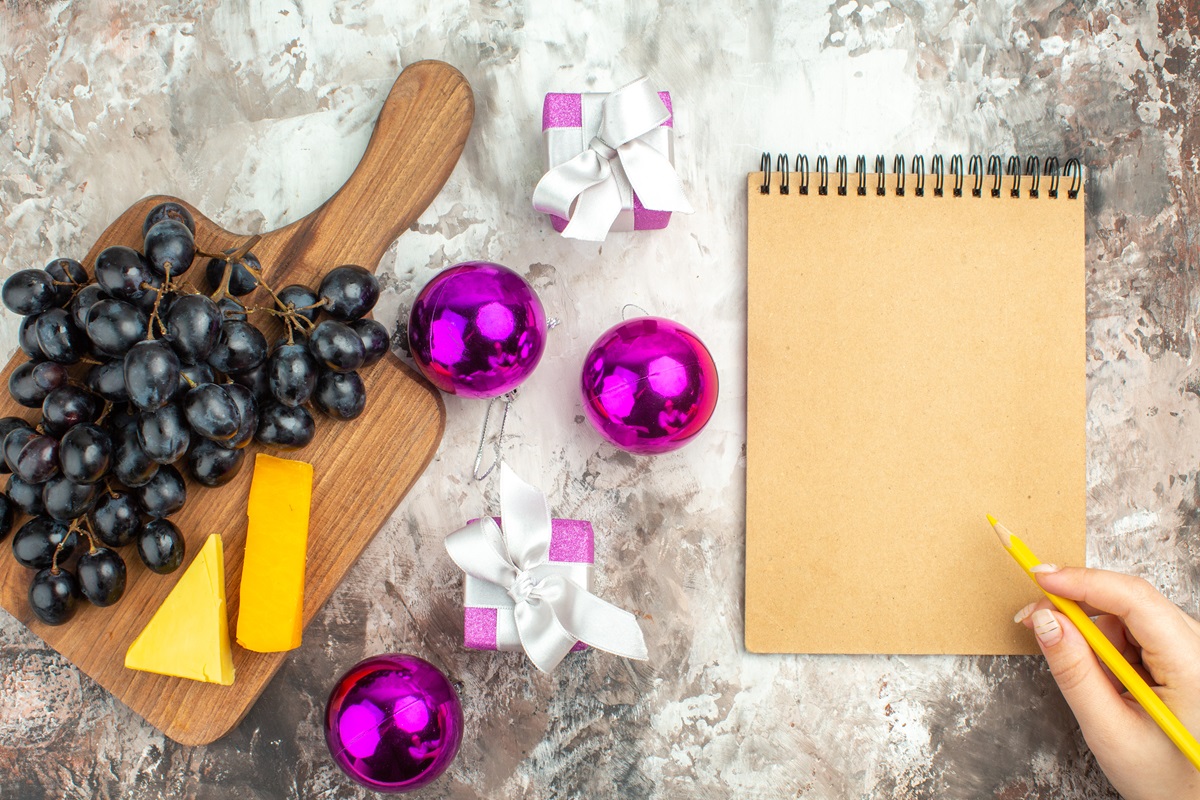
[[541, 90, 676, 233], [462, 517, 593, 653]]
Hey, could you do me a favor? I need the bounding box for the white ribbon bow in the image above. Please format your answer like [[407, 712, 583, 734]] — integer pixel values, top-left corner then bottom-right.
[[532, 77, 693, 241], [445, 464, 649, 673]]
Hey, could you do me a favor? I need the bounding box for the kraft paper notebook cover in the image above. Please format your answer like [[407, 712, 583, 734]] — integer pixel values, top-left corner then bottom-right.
[[745, 155, 1086, 655]]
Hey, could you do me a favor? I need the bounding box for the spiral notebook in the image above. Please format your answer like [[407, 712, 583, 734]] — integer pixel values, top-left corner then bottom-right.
[[745, 155, 1087, 655]]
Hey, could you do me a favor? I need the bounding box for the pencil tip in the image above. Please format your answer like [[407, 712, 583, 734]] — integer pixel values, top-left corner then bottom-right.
[[988, 517, 1012, 547]]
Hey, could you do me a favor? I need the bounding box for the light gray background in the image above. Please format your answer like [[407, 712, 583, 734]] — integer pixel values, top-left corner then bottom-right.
[[1, 1, 1191, 798]]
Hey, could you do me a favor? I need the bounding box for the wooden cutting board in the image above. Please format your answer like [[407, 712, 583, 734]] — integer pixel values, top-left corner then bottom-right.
[[0, 61, 472, 745]]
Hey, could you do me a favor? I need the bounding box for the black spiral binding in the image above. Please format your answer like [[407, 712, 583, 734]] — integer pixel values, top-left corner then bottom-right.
[[758, 154, 1084, 200]]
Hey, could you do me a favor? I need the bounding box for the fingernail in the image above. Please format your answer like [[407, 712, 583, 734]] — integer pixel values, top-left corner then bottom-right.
[[1030, 563, 1060, 574], [1032, 608, 1063, 647], [1013, 601, 1039, 624]]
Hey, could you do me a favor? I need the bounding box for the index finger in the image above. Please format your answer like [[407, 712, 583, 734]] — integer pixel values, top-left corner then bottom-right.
[[1032, 566, 1199, 667]]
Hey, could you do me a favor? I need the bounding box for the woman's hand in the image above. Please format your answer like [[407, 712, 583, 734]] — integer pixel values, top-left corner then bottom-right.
[[1016, 566, 1200, 800]]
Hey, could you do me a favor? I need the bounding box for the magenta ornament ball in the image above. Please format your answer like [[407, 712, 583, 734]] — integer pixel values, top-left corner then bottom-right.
[[324, 654, 464, 793], [580, 317, 719, 454], [408, 262, 547, 399]]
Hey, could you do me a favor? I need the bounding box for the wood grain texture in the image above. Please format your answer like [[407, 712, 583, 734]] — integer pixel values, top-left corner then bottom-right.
[[0, 60, 472, 745]]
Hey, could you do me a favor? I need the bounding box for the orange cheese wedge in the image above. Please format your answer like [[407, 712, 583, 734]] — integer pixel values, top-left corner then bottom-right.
[[125, 533, 235, 685], [236, 453, 313, 652]]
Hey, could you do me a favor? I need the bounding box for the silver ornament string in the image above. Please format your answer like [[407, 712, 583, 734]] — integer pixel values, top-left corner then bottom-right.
[[472, 390, 518, 481], [621, 303, 650, 320]]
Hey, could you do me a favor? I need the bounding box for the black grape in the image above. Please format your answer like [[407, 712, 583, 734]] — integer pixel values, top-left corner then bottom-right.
[[42, 386, 99, 436], [86, 299, 148, 358], [136, 518, 185, 574], [2, 269, 57, 315], [77, 547, 126, 606], [112, 425, 159, 487], [0, 417, 30, 474], [183, 383, 240, 441], [142, 201, 195, 238], [108, 405, 139, 433], [255, 402, 315, 450], [11, 517, 77, 570], [313, 370, 366, 420], [187, 438, 245, 487], [276, 284, 321, 323], [137, 403, 190, 464], [308, 320, 365, 373], [42, 476, 98, 522], [70, 283, 105, 330], [4, 426, 38, 473], [94, 246, 153, 302], [0, 492, 13, 541], [124, 339, 181, 411], [230, 362, 270, 400], [8, 360, 69, 408], [34, 308, 87, 364], [318, 265, 379, 321], [351, 318, 390, 367], [6, 474, 46, 517], [143, 219, 195, 277], [217, 296, 248, 320], [205, 253, 260, 296], [165, 294, 221, 364], [131, 271, 165, 315], [91, 491, 142, 548], [12, 434, 60, 484], [172, 362, 216, 402], [85, 360, 130, 403], [44, 258, 87, 307], [225, 383, 258, 449], [18, 315, 43, 359], [268, 342, 318, 407], [59, 423, 112, 484], [135, 464, 186, 518], [28, 567, 80, 625], [208, 319, 267, 374]]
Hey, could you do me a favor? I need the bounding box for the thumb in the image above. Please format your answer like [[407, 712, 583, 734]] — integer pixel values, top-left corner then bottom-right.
[[1028, 608, 1138, 736]]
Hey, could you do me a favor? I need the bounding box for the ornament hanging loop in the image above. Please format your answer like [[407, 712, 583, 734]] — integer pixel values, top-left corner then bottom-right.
[[472, 390, 517, 481], [621, 303, 650, 320]]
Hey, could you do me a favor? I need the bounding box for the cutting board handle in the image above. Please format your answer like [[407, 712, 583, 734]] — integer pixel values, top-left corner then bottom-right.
[[272, 60, 474, 271]]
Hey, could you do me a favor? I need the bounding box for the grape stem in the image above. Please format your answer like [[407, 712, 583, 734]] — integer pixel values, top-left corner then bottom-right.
[[195, 233, 260, 263], [205, 234, 262, 302], [67, 518, 98, 555], [238, 257, 323, 343], [52, 278, 89, 307], [95, 400, 113, 426], [144, 262, 172, 340], [198, 232, 316, 342], [50, 539, 65, 574]]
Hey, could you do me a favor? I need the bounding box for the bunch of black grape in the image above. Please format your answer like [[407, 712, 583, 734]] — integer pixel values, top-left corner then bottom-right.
[[0, 202, 388, 626]]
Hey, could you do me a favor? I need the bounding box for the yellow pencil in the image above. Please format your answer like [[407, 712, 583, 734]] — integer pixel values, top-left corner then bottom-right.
[[988, 514, 1200, 772]]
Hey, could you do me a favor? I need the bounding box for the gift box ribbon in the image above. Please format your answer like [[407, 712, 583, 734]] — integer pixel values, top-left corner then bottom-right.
[[445, 464, 648, 672], [532, 76, 693, 241]]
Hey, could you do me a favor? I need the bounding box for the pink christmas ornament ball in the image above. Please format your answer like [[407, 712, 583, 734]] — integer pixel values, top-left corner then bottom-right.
[[408, 261, 547, 399], [324, 654, 464, 793], [580, 316, 718, 454]]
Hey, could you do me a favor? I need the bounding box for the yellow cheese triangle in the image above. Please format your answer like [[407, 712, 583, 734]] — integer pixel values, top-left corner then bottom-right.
[[125, 533, 235, 686]]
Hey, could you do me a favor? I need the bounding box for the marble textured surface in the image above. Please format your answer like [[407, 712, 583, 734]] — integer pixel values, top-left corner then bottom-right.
[[0, 1, 1194, 797]]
